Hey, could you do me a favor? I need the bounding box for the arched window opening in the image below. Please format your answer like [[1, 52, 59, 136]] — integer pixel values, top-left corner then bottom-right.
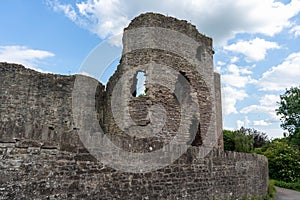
[[189, 117, 202, 146], [132, 71, 146, 97]]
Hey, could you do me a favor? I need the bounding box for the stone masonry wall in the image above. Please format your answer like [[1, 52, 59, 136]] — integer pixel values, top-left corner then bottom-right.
[[0, 62, 105, 152], [0, 140, 268, 200], [104, 13, 220, 152], [0, 63, 268, 199], [0, 12, 268, 200], [104, 49, 212, 152]]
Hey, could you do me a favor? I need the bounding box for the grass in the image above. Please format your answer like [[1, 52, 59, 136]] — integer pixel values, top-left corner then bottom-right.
[[265, 179, 276, 200], [274, 179, 300, 192]]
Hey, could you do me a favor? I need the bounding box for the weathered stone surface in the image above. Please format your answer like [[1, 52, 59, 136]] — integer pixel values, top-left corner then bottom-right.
[[0, 12, 268, 200], [0, 141, 268, 200], [105, 12, 218, 151], [0, 62, 105, 152]]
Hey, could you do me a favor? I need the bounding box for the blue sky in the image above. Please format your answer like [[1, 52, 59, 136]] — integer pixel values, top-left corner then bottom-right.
[[1, 0, 300, 139]]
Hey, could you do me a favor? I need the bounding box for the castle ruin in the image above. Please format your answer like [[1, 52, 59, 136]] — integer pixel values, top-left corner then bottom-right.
[[0, 13, 268, 199]]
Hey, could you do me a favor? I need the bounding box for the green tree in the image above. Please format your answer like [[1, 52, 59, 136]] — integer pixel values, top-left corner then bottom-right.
[[223, 130, 235, 151], [276, 86, 300, 147], [223, 129, 254, 153], [239, 127, 269, 148], [263, 141, 300, 182]]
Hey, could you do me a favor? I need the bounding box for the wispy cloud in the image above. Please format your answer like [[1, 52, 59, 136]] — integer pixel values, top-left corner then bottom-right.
[[0, 45, 55, 71], [290, 25, 300, 37], [48, 0, 300, 46], [239, 94, 280, 129], [50, 1, 77, 21], [240, 94, 280, 121]]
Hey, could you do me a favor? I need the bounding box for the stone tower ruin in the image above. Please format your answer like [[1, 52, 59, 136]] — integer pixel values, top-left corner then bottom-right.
[[0, 13, 268, 199], [103, 13, 223, 153]]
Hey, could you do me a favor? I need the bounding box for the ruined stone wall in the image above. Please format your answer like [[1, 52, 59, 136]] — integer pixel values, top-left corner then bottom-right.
[[0, 13, 268, 200], [0, 140, 268, 200], [0, 62, 105, 152], [104, 13, 221, 151], [0, 63, 268, 199], [214, 73, 224, 149]]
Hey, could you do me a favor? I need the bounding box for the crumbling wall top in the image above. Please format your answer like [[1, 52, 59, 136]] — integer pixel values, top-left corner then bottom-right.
[[125, 12, 212, 47]]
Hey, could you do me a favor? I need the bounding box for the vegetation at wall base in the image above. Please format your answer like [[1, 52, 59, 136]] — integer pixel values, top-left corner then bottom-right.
[[264, 180, 276, 200], [219, 180, 276, 200], [274, 179, 300, 192]]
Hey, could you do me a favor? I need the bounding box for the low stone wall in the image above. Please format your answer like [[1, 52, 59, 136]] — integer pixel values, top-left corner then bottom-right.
[[0, 141, 268, 200]]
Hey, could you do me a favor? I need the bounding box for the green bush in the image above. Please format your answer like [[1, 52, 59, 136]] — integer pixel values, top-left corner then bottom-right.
[[263, 141, 300, 182]]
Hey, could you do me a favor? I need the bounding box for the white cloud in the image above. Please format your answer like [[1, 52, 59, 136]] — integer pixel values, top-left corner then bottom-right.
[[215, 66, 222, 74], [222, 86, 248, 115], [227, 64, 240, 74], [227, 64, 253, 75], [236, 116, 250, 129], [240, 94, 280, 121], [50, 0, 77, 21], [236, 120, 245, 129], [239, 67, 253, 75], [215, 61, 225, 73], [222, 74, 254, 88], [241, 104, 271, 114], [224, 38, 280, 62], [259, 94, 279, 107], [230, 56, 239, 63], [253, 120, 271, 126], [220, 64, 255, 115], [240, 94, 281, 128], [222, 64, 255, 88], [48, 0, 130, 44], [244, 116, 250, 127], [258, 52, 300, 91], [260, 128, 284, 139], [48, 0, 300, 46], [217, 61, 225, 66], [0, 46, 55, 71], [290, 25, 300, 37]]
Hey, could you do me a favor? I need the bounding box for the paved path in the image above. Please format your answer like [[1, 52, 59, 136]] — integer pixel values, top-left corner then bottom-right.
[[275, 186, 300, 200]]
